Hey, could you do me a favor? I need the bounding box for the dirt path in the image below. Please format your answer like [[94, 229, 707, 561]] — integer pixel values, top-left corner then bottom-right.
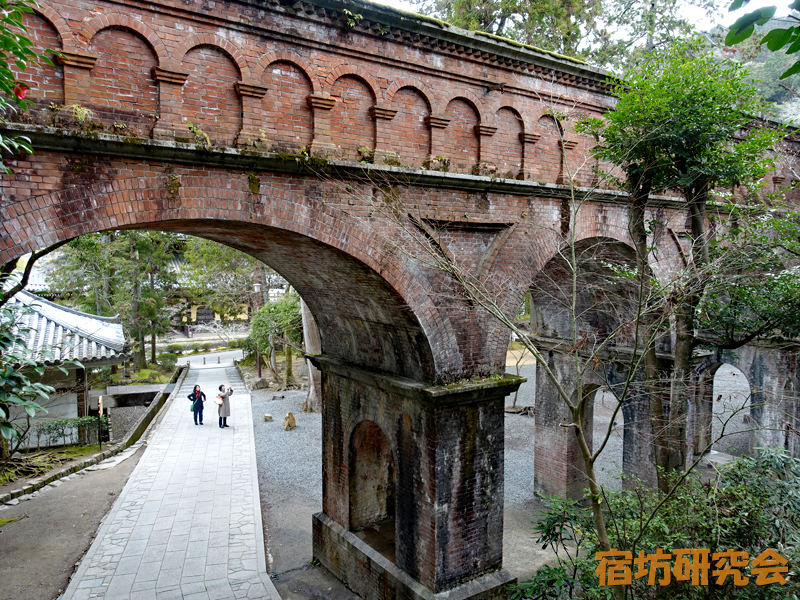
[[0, 445, 144, 600]]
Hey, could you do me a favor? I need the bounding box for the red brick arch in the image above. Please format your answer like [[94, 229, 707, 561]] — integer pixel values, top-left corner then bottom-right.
[[175, 34, 249, 79], [487, 99, 526, 131], [385, 78, 436, 111], [324, 65, 379, 101], [253, 50, 321, 94], [32, 1, 74, 50], [0, 174, 470, 382], [78, 14, 168, 66], [441, 90, 485, 124]]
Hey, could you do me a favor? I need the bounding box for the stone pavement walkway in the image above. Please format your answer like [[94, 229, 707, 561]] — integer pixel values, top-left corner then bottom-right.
[[61, 361, 281, 600]]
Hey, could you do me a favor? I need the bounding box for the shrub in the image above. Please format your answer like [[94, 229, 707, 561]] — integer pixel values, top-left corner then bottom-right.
[[165, 343, 183, 355], [157, 352, 178, 370], [191, 342, 202, 353], [147, 370, 160, 383], [514, 448, 800, 600], [228, 339, 239, 349], [202, 342, 212, 352], [100, 365, 113, 383]]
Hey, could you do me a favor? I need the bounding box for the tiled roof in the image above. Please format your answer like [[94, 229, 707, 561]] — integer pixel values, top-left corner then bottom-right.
[[8, 291, 128, 365]]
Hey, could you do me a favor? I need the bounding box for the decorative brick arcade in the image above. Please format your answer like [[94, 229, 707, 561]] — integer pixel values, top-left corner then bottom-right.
[[2, 0, 799, 598]]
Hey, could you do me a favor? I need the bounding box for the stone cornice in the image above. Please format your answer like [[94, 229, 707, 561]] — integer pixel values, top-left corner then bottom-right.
[[235, 81, 269, 98], [425, 114, 451, 129], [57, 51, 98, 70], [307, 94, 337, 110], [370, 105, 398, 120], [475, 125, 498, 137], [520, 133, 541, 144], [252, 0, 613, 93], [0, 123, 686, 208], [151, 67, 189, 85]]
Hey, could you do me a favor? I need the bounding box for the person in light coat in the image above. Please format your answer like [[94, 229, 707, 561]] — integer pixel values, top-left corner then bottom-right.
[[216, 384, 232, 428]]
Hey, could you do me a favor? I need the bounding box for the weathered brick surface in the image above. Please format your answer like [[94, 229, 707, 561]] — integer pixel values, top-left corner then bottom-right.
[[3, 0, 800, 594], [315, 357, 518, 594]]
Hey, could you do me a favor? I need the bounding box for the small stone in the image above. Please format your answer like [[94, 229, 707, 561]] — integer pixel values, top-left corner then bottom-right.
[[5, 498, 19, 506], [264, 414, 273, 422], [252, 378, 269, 390], [283, 412, 296, 431]]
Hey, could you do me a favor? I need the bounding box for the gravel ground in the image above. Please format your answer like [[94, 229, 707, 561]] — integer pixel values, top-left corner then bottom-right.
[[107, 406, 147, 442], [251, 390, 322, 575], [509, 364, 624, 492]]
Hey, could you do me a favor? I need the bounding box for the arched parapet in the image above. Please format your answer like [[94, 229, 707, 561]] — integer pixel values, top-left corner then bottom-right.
[[484, 97, 525, 131], [441, 89, 485, 124], [174, 33, 250, 78], [385, 78, 435, 111], [323, 64, 380, 101], [33, 1, 74, 50], [252, 50, 321, 94], [78, 13, 168, 67]]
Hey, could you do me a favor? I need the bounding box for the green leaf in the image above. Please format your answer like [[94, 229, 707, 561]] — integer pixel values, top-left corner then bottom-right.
[[729, 0, 752, 10], [727, 7, 778, 44], [780, 60, 800, 79], [790, 0, 800, 10], [762, 27, 796, 51], [726, 23, 756, 45], [0, 423, 17, 440]]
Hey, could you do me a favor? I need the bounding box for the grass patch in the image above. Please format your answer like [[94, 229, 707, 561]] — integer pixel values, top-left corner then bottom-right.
[[111, 369, 168, 384], [0, 443, 102, 485]]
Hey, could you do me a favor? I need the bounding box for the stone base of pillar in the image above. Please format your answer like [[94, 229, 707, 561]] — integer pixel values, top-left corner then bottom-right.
[[313, 512, 516, 600]]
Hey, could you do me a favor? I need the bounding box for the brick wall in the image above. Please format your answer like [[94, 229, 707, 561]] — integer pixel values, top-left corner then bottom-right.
[[316, 358, 517, 595]]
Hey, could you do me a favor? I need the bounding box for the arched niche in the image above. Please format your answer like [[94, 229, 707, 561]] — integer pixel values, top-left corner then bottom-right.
[[262, 61, 314, 153], [181, 45, 242, 146], [348, 420, 396, 561], [330, 75, 376, 161], [89, 27, 159, 134]]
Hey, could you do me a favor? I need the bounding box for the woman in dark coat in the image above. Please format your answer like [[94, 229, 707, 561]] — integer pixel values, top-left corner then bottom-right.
[[188, 385, 206, 425]]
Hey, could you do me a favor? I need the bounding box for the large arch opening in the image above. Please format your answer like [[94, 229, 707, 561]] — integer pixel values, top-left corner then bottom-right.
[[528, 237, 653, 497], [77, 215, 436, 384], [695, 363, 753, 456]]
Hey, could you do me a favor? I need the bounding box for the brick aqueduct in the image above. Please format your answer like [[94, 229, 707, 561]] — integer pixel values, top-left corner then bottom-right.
[[3, 0, 800, 597]]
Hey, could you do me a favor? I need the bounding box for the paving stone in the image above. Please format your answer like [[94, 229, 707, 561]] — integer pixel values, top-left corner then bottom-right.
[[61, 364, 280, 600]]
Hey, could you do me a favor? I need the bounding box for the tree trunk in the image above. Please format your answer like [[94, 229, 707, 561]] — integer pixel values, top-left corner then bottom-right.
[[151, 332, 157, 365], [301, 298, 322, 412], [132, 276, 145, 371], [136, 329, 146, 371], [283, 335, 293, 388], [268, 344, 280, 382], [629, 178, 672, 491], [668, 184, 711, 474], [261, 266, 269, 306], [669, 296, 693, 474], [256, 345, 262, 379]]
